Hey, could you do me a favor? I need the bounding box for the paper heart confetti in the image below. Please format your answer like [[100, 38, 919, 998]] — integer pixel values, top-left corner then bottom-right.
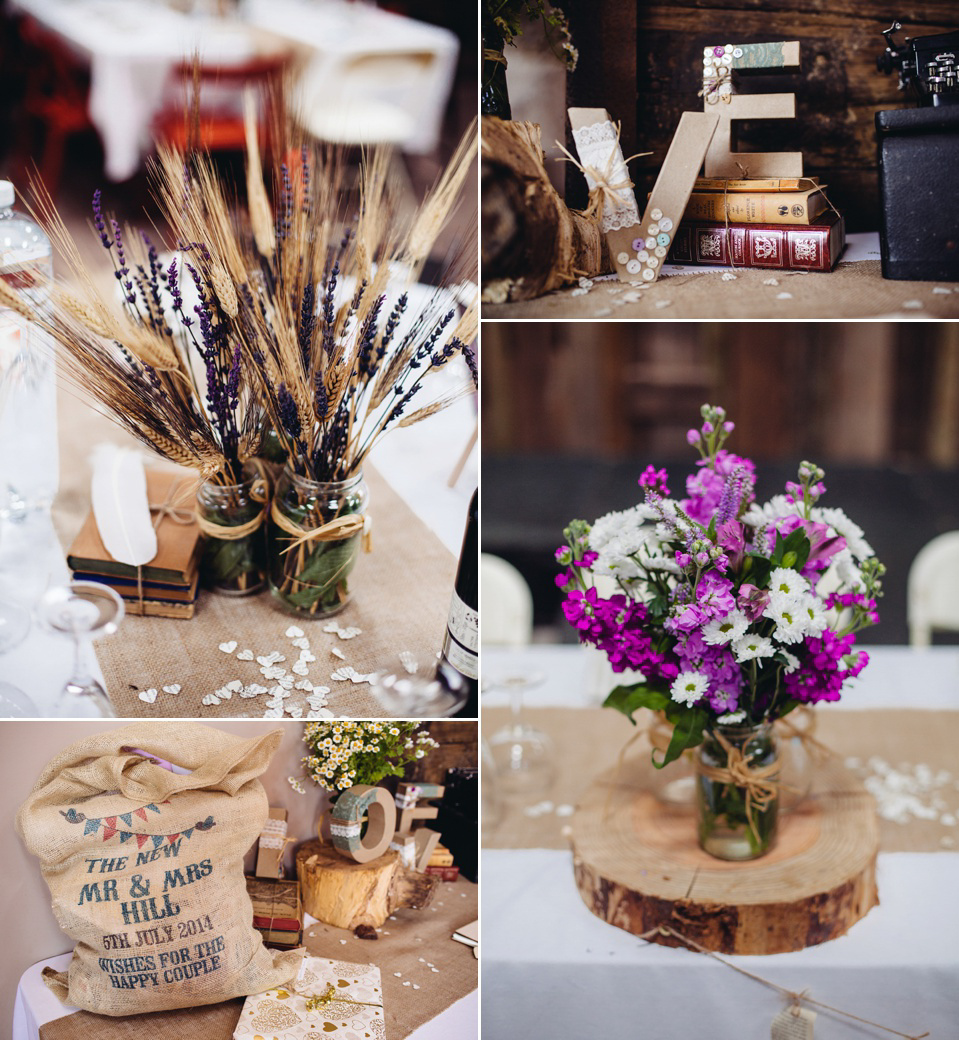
[[285, 625, 305, 638], [292, 661, 310, 676], [237, 648, 254, 661], [262, 706, 283, 719], [292, 637, 310, 650], [277, 675, 295, 690], [202, 693, 220, 706], [331, 646, 346, 660], [243, 683, 268, 696], [138, 688, 158, 704], [218, 641, 238, 654], [295, 678, 314, 691], [224, 680, 243, 692], [331, 666, 375, 684], [261, 666, 287, 680], [399, 650, 418, 674], [215, 687, 233, 701], [323, 622, 362, 639], [298, 650, 317, 663], [162, 684, 181, 695], [285, 704, 303, 718], [269, 685, 291, 699]]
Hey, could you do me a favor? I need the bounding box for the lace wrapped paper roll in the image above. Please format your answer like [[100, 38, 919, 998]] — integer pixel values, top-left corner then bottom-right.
[[568, 107, 644, 283], [481, 117, 606, 303], [255, 809, 291, 879]]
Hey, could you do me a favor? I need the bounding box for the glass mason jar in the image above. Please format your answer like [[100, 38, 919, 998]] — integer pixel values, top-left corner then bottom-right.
[[267, 466, 368, 618], [696, 722, 779, 861], [195, 468, 268, 596]]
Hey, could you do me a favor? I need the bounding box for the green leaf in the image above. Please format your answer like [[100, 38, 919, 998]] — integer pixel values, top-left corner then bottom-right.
[[603, 683, 671, 723], [656, 706, 708, 768], [295, 538, 358, 594]]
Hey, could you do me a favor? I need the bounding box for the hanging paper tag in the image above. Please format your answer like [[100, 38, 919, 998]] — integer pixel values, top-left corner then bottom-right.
[[771, 1006, 816, 1040]]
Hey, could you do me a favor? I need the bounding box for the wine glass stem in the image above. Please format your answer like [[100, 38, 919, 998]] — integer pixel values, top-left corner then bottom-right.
[[509, 685, 524, 731], [71, 632, 96, 686]]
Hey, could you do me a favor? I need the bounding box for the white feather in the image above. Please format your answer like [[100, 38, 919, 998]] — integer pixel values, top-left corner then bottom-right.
[[90, 445, 157, 567]]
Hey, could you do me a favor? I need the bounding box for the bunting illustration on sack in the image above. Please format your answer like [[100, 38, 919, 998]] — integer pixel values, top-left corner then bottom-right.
[[59, 801, 216, 847]]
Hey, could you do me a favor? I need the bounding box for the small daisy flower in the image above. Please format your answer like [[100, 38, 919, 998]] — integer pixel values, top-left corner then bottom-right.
[[733, 634, 775, 662], [671, 671, 709, 706], [763, 592, 808, 644], [768, 567, 808, 598], [702, 609, 750, 645]]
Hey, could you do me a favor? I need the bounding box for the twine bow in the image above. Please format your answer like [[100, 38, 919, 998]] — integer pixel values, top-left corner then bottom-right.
[[555, 123, 650, 224], [130, 476, 198, 616], [699, 728, 781, 845], [305, 983, 383, 1013]]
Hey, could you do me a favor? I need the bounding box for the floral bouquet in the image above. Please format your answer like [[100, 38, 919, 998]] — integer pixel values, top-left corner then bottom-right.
[[289, 721, 438, 796], [556, 404, 884, 859]]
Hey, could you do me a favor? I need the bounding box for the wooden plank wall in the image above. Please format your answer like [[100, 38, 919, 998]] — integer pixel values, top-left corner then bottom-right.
[[481, 323, 959, 465], [566, 2, 958, 231]]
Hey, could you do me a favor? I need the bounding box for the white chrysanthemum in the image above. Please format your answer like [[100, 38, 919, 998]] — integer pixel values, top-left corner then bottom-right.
[[588, 506, 654, 552], [670, 671, 709, 706], [702, 609, 750, 645], [741, 494, 801, 528], [768, 566, 808, 598], [779, 650, 800, 674], [717, 710, 747, 724], [733, 633, 775, 662], [763, 593, 808, 644], [832, 548, 865, 592], [812, 506, 874, 560], [798, 594, 829, 637]]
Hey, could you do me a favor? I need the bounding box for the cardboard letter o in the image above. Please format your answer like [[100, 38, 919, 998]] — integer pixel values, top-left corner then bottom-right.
[[330, 784, 396, 863]]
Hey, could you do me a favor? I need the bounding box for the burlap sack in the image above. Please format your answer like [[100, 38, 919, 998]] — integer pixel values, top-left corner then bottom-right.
[[16, 722, 304, 1016]]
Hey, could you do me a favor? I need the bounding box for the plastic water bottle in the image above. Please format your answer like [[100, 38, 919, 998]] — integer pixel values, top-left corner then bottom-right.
[[0, 179, 58, 520]]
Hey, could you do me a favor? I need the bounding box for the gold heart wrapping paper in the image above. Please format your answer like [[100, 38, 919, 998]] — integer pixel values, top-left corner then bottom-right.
[[234, 956, 385, 1040]]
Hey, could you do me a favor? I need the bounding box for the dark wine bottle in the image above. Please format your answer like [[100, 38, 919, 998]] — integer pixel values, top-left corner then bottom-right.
[[439, 489, 478, 717]]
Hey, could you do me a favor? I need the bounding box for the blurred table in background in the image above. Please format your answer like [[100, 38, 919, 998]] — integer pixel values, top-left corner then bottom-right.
[[8, 0, 458, 182]]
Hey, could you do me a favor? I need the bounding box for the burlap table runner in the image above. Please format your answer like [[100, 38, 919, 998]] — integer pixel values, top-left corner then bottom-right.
[[483, 706, 959, 854], [38, 999, 244, 1040], [37, 877, 477, 1040], [482, 260, 959, 319], [51, 390, 455, 718]]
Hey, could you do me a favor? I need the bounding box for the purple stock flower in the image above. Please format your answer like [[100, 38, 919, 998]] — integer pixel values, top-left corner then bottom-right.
[[638, 465, 670, 497]]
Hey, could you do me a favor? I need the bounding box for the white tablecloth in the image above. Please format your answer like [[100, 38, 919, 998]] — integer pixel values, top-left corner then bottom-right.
[[481, 643, 959, 1040], [14, 951, 477, 1040]]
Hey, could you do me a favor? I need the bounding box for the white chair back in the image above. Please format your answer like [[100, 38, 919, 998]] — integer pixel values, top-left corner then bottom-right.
[[481, 554, 533, 646], [907, 531, 959, 646]]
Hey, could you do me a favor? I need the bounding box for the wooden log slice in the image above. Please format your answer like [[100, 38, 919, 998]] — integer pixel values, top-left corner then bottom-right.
[[295, 839, 437, 930], [571, 754, 879, 955]]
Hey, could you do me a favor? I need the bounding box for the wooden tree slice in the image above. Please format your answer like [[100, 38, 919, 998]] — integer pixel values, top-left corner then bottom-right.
[[295, 839, 436, 930], [571, 754, 879, 955]]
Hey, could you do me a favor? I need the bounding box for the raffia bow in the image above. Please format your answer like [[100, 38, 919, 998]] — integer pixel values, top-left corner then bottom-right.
[[699, 728, 782, 845], [272, 500, 372, 555], [555, 123, 650, 224], [193, 465, 270, 542]]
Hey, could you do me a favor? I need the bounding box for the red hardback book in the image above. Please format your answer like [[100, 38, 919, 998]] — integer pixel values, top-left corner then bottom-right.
[[667, 211, 846, 271], [425, 865, 460, 882]]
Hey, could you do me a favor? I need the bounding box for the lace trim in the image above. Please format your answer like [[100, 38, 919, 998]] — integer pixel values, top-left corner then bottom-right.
[[570, 121, 641, 234]]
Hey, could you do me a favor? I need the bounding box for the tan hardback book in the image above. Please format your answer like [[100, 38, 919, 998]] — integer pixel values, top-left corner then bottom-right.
[[682, 185, 828, 225], [70, 569, 200, 604], [67, 468, 202, 584]]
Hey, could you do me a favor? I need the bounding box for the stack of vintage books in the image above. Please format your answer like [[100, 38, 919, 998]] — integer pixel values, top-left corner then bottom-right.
[[66, 469, 203, 619], [246, 876, 303, 949], [667, 177, 845, 271]]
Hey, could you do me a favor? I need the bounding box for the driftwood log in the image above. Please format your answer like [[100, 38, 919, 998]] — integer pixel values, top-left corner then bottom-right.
[[571, 754, 879, 955], [481, 117, 606, 302], [296, 839, 437, 930]]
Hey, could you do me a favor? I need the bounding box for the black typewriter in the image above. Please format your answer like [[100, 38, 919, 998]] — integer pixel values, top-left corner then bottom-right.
[[875, 21, 959, 280]]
